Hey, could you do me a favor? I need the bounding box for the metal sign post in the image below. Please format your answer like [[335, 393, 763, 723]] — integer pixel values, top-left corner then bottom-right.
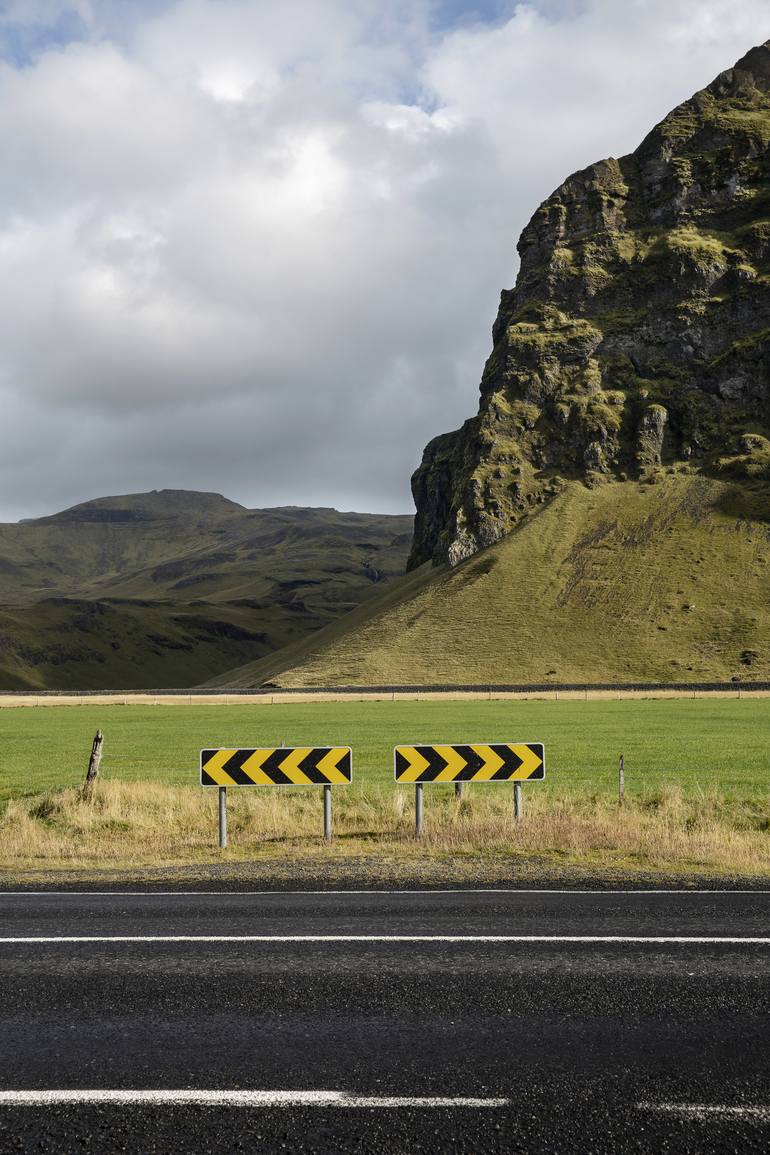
[[201, 746, 352, 847], [415, 783, 424, 838], [395, 742, 545, 834], [218, 786, 227, 849], [323, 784, 333, 844]]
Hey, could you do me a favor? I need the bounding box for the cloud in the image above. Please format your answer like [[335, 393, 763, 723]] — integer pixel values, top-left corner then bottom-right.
[[0, 0, 766, 519]]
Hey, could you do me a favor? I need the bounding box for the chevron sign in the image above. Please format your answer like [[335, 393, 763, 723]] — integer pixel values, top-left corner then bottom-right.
[[394, 742, 545, 783], [201, 747, 352, 786]]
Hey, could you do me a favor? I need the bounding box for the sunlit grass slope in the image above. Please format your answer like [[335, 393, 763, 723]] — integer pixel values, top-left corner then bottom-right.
[[218, 475, 770, 687]]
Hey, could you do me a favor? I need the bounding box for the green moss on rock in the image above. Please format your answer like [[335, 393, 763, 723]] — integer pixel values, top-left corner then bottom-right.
[[410, 40, 770, 569]]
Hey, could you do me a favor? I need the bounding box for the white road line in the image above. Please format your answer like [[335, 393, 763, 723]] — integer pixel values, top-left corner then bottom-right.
[[0, 935, 768, 944], [0, 1090, 508, 1109], [638, 1102, 770, 1122]]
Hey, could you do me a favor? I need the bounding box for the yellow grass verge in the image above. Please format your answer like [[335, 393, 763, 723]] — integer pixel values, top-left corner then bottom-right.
[[1, 780, 768, 879]]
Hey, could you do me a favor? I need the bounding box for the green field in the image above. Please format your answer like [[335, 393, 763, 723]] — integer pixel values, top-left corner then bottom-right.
[[1, 698, 768, 879], [1, 698, 768, 804]]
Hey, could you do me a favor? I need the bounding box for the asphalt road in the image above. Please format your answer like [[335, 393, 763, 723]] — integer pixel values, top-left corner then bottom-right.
[[0, 888, 768, 1153]]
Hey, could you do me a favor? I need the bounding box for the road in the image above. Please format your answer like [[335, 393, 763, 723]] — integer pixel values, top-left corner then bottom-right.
[[0, 888, 768, 1152]]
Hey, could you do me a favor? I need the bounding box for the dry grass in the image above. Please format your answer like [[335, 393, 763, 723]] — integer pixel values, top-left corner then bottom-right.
[[1, 779, 768, 878]]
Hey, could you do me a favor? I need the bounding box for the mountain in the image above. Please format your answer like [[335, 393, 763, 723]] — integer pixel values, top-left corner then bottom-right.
[[411, 40, 770, 567], [0, 490, 412, 689], [216, 41, 770, 689]]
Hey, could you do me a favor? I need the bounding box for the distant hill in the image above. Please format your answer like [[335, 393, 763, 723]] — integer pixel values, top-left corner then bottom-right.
[[0, 490, 412, 689]]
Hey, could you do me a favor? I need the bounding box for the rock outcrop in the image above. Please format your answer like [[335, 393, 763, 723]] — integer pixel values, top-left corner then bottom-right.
[[409, 41, 770, 568]]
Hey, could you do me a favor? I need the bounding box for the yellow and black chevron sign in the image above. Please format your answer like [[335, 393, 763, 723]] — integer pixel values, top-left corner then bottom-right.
[[394, 742, 544, 783], [201, 747, 352, 786]]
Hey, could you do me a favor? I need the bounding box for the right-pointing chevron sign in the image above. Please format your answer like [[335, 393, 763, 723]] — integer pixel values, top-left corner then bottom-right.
[[394, 743, 545, 783]]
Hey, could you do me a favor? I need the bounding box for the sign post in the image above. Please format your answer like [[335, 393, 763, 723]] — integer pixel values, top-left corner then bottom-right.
[[415, 783, 424, 838], [514, 781, 522, 822], [323, 783, 332, 844], [218, 785, 227, 849], [201, 746, 352, 846], [395, 742, 545, 834]]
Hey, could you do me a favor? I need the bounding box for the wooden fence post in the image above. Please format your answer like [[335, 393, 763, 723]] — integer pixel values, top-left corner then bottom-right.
[[82, 730, 104, 800], [618, 753, 625, 806]]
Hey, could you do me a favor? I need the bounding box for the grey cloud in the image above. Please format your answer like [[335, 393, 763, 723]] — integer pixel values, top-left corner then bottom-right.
[[0, 0, 767, 521]]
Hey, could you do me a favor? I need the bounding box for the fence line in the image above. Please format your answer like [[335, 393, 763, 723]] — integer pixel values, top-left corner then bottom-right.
[[1, 681, 770, 708]]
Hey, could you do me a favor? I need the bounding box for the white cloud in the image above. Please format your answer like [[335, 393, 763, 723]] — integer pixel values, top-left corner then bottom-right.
[[0, 0, 767, 519]]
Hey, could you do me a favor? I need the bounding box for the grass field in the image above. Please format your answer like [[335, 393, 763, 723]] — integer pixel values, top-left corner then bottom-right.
[[1, 698, 769, 801], [0, 699, 768, 879]]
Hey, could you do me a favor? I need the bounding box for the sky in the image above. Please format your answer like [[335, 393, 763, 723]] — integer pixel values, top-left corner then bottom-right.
[[0, 0, 767, 520]]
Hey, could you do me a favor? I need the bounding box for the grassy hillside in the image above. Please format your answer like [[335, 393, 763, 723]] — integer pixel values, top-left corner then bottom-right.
[[0, 490, 412, 689], [217, 473, 770, 687]]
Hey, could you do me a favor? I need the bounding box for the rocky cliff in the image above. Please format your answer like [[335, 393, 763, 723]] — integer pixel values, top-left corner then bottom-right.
[[410, 41, 770, 568]]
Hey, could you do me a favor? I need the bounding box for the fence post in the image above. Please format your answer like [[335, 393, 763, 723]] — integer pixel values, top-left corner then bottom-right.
[[619, 754, 625, 806], [82, 730, 104, 801], [415, 783, 424, 838], [218, 786, 228, 849], [514, 781, 522, 822], [323, 784, 332, 843]]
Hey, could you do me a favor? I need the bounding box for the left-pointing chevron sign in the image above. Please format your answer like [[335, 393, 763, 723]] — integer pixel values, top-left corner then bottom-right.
[[201, 747, 352, 786], [394, 743, 545, 783]]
